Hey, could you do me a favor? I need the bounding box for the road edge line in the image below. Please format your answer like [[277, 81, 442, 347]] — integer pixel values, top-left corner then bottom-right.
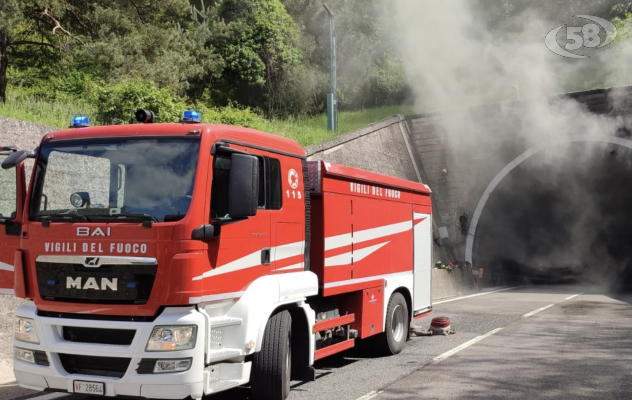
[[433, 286, 522, 305], [356, 390, 383, 400], [522, 304, 555, 319], [433, 327, 503, 363], [564, 292, 584, 300]]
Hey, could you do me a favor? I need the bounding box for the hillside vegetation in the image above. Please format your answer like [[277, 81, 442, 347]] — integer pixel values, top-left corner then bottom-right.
[[2, 0, 632, 144], [0, 87, 412, 147]]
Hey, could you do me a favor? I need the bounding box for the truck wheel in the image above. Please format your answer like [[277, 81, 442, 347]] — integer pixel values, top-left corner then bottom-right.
[[251, 310, 292, 400], [375, 292, 409, 355]]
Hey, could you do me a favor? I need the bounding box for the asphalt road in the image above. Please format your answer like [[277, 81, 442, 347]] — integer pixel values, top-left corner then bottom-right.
[[6, 284, 632, 400]]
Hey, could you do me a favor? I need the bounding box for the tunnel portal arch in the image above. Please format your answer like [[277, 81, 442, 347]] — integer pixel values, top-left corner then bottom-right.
[[464, 134, 632, 263]]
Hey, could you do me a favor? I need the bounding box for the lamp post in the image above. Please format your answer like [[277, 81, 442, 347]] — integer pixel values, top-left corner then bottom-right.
[[324, 3, 338, 132]]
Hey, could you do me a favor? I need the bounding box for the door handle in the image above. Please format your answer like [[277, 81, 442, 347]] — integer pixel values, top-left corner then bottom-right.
[[261, 248, 271, 265]]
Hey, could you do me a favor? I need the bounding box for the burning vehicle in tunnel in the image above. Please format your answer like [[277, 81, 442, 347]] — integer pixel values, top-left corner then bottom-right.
[[522, 260, 586, 284]]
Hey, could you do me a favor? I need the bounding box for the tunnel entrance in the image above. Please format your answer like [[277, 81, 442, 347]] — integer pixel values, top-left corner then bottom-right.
[[473, 141, 632, 292]]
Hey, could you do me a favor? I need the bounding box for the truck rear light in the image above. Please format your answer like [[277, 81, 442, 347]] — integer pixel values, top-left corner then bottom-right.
[[153, 358, 192, 373]]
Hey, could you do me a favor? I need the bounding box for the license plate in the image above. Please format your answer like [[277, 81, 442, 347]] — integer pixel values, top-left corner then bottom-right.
[[73, 380, 105, 395]]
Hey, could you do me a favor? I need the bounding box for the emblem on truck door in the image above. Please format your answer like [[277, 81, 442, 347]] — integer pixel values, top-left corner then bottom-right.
[[288, 169, 299, 189]]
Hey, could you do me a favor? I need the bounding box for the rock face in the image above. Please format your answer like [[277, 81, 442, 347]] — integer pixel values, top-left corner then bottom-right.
[[0, 116, 58, 151]]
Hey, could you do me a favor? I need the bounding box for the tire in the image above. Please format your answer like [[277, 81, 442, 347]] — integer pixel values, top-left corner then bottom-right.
[[251, 310, 292, 400], [375, 292, 409, 355]]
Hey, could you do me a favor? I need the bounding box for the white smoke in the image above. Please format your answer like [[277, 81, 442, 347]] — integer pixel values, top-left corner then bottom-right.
[[391, 1, 632, 289]]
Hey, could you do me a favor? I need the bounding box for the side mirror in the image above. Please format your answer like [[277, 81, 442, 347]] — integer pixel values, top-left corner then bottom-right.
[[228, 153, 259, 218], [2, 151, 27, 169]]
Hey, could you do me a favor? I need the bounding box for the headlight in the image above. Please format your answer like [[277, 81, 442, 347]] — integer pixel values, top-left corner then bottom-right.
[[146, 326, 197, 351], [15, 317, 39, 344], [15, 347, 35, 364], [153, 358, 192, 373]]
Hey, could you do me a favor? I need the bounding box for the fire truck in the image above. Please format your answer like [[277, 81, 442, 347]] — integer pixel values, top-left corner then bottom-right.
[[0, 110, 433, 400]]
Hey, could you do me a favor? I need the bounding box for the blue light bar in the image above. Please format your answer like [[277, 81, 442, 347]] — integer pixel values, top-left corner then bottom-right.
[[72, 115, 89, 128], [182, 110, 200, 123]]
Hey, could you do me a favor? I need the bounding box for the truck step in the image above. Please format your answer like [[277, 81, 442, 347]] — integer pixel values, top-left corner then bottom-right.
[[208, 317, 242, 329], [314, 338, 355, 360], [313, 313, 355, 333], [207, 380, 242, 393], [207, 348, 243, 363]]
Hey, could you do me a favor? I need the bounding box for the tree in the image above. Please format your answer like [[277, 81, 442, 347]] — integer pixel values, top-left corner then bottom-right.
[[1, 1, 226, 104], [214, 0, 304, 115], [0, 0, 81, 103]]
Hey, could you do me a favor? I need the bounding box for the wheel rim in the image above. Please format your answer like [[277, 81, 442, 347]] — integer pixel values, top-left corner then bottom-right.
[[391, 304, 405, 342]]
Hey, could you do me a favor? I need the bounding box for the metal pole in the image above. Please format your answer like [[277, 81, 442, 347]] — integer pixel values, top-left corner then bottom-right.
[[324, 4, 338, 131]]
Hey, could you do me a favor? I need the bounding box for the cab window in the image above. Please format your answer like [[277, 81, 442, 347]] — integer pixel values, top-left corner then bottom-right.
[[211, 154, 282, 219], [0, 160, 17, 220]]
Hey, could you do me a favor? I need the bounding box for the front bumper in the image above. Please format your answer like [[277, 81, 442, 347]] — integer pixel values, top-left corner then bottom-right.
[[13, 301, 205, 399]]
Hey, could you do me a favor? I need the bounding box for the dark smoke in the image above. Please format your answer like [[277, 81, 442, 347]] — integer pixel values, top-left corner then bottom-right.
[[475, 141, 632, 291]]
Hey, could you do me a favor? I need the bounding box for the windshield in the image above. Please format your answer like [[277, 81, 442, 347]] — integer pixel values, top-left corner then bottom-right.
[[31, 137, 200, 223]]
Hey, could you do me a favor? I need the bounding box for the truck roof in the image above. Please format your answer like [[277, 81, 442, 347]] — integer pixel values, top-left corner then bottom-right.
[[309, 160, 432, 195], [42, 123, 306, 158]]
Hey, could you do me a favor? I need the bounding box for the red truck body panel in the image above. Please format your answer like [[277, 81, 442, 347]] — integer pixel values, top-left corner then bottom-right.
[[307, 161, 431, 297]]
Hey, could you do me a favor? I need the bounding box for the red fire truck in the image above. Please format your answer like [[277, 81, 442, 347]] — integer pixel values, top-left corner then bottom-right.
[[0, 111, 432, 400]]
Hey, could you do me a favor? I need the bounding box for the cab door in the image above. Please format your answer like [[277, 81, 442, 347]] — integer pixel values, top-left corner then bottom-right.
[[204, 147, 271, 294], [0, 148, 26, 295]]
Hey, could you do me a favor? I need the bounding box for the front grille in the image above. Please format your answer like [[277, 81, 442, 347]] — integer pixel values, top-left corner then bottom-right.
[[59, 354, 131, 378], [36, 262, 157, 304], [63, 327, 136, 345], [38, 310, 158, 322]]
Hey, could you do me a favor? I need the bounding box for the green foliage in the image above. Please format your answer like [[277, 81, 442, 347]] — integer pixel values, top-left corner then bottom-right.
[[0, 84, 414, 148], [214, 0, 304, 114], [369, 54, 408, 106], [262, 105, 415, 147], [94, 81, 186, 125], [200, 104, 264, 129], [1, 0, 414, 120], [0, 0, 22, 33]]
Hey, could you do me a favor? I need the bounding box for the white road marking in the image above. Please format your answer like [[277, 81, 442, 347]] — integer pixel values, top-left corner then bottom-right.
[[522, 304, 555, 319], [433, 328, 503, 362], [356, 390, 383, 400], [433, 286, 521, 305], [565, 292, 584, 300]]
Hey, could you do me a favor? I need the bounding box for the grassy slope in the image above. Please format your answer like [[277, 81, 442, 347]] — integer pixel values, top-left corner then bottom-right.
[[0, 90, 414, 147], [0, 91, 94, 131], [262, 105, 414, 147]]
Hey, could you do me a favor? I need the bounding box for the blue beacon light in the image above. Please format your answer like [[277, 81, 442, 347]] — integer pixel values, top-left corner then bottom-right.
[[182, 110, 200, 123], [72, 115, 89, 128]]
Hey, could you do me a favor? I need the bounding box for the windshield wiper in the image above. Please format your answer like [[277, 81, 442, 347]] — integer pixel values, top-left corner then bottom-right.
[[40, 213, 89, 227], [114, 213, 159, 227]]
